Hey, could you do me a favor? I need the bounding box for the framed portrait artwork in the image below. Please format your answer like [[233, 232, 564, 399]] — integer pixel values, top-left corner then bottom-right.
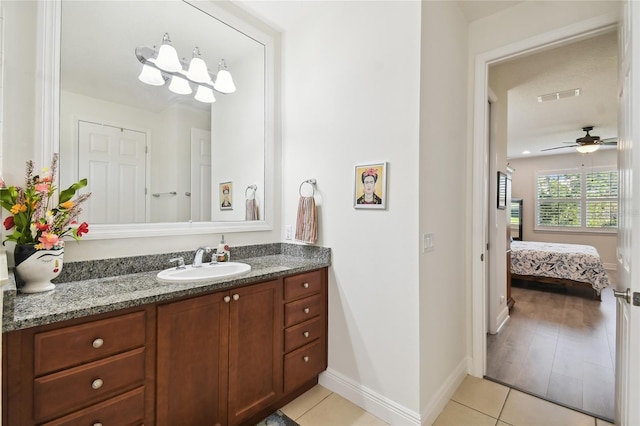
[[354, 162, 387, 209], [220, 181, 233, 210], [497, 171, 507, 209]]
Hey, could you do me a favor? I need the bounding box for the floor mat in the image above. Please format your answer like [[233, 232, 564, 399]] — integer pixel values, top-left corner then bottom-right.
[[256, 410, 300, 426]]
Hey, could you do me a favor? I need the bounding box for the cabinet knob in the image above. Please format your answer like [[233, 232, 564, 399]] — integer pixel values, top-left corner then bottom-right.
[[224, 296, 231, 303], [91, 378, 104, 390], [303, 356, 309, 363], [92, 338, 104, 349], [93, 423, 103, 426], [303, 331, 310, 338], [303, 282, 309, 289], [233, 293, 240, 301], [304, 308, 310, 314]]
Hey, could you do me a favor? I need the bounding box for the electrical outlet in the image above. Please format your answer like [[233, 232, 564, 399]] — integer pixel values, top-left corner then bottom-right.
[[285, 225, 292, 240]]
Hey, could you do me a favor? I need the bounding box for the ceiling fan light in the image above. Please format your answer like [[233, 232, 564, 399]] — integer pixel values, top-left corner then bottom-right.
[[168, 74, 192, 95], [194, 85, 216, 103], [138, 64, 165, 86], [576, 144, 600, 154]]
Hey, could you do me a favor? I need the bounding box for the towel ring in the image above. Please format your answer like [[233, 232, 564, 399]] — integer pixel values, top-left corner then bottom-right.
[[245, 184, 257, 200], [299, 179, 316, 197]]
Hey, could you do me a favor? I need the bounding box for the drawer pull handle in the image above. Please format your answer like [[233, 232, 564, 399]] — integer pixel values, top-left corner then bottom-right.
[[303, 356, 309, 363], [233, 293, 240, 301], [303, 282, 309, 288], [91, 378, 104, 390], [92, 338, 104, 349], [304, 308, 310, 314], [303, 331, 310, 338], [224, 296, 231, 303]]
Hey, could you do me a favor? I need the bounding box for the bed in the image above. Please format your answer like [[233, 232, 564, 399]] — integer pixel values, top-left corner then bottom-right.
[[509, 241, 610, 300]]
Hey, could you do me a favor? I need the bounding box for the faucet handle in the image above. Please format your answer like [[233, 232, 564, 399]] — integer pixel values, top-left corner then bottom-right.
[[169, 257, 186, 270]]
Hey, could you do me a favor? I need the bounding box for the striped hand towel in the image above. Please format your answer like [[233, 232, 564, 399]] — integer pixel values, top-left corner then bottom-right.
[[245, 198, 259, 221], [295, 196, 317, 243]]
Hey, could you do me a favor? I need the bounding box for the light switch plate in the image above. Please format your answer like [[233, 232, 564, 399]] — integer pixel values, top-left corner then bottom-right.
[[422, 233, 435, 253]]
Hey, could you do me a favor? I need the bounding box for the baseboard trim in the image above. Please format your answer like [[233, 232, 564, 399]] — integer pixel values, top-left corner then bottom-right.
[[420, 356, 469, 426], [604, 263, 616, 271], [318, 368, 421, 425], [495, 307, 510, 334]]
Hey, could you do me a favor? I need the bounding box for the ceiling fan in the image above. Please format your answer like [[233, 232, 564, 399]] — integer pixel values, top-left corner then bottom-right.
[[542, 126, 617, 153]]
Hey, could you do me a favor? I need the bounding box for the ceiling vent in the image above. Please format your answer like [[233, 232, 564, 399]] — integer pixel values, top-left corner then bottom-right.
[[537, 88, 581, 103]]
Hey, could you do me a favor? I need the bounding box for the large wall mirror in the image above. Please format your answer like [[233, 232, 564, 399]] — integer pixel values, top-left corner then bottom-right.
[[40, 0, 276, 239]]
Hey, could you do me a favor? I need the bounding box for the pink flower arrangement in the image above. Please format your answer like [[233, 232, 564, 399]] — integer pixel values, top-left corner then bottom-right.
[[0, 154, 91, 250]]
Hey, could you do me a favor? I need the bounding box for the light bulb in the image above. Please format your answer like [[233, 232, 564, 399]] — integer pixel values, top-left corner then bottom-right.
[[168, 74, 192, 95], [138, 64, 165, 86], [155, 33, 182, 72], [214, 69, 236, 94], [194, 85, 216, 103], [186, 47, 210, 83]]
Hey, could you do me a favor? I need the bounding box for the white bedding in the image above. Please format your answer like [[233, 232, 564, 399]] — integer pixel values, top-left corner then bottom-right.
[[510, 241, 610, 293]]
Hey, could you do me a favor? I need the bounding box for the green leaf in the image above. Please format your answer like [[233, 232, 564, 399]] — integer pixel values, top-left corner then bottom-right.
[[59, 178, 88, 204]]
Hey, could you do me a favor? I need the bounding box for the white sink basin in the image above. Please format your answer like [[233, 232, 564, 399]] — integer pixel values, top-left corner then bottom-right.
[[156, 262, 251, 283]]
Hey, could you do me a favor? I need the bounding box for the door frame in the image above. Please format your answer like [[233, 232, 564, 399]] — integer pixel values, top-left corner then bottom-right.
[[470, 13, 619, 377]]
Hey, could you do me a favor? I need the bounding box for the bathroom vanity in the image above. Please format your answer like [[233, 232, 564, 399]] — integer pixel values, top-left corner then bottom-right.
[[2, 245, 330, 426]]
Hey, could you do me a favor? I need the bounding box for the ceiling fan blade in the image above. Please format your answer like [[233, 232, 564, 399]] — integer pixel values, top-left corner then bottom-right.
[[542, 145, 577, 152], [601, 137, 617, 145]]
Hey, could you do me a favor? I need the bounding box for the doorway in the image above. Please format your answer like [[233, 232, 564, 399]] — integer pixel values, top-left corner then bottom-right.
[[469, 8, 620, 423], [482, 31, 618, 421]]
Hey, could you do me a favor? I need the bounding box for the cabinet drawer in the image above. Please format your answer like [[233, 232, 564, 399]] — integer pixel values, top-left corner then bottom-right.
[[34, 348, 145, 422], [284, 316, 322, 353], [34, 311, 146, 376], [42, 386, 145, 426], [284, 340, 324, 393], [284, 270, 323, 301], [284, 294, 322, 327]]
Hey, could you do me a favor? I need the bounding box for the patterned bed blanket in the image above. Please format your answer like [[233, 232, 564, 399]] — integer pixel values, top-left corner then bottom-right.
[[510, 241, 610, 292]]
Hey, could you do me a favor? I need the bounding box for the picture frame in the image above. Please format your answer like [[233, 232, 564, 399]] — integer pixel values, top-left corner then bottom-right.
[[354, 162, 387, 209], [497, 171, 507, 209], [219, 181, 233, 210]]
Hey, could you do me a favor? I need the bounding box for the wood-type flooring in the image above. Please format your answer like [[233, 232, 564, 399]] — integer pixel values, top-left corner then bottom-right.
[[486, 272, 617, 421]]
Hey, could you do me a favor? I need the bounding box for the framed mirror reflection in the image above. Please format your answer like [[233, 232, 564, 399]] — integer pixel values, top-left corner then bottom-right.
[[46, 0, 276, 238]]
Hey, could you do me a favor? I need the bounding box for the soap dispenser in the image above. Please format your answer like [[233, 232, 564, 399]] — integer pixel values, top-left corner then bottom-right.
[[217, 235, 230, 262]]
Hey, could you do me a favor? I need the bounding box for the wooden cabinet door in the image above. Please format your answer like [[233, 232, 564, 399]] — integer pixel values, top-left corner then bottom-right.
[[227, 280, 283, 425], [156, 293, 229, 426]]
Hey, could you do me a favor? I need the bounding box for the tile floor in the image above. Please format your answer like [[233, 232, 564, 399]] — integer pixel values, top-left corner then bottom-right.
[[486, 276, 616, 420], [281, 376, 614, 425]]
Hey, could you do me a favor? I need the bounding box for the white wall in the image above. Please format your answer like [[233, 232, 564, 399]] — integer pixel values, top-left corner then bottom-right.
[[418, 1, 470, 421], [508, 149, 618, 267], [244, 0, 424, 420]]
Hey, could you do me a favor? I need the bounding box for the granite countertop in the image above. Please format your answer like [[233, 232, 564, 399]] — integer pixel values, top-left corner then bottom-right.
[[3, 243, 331, 333]]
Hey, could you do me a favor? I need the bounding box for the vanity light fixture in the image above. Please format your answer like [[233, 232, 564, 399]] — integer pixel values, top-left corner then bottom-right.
[[135, 33, 236, 104]]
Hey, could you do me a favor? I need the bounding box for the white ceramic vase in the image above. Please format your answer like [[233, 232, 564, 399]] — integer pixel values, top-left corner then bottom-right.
[[14, 245, 64, 293]]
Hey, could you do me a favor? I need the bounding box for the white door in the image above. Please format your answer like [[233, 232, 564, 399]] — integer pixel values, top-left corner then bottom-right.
[[190, 128, 212, 222], [78, 121, 147, 224], [614, 1, 640, 424]]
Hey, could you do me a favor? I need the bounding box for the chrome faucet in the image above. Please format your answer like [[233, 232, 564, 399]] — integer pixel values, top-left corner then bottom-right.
[[193, 246, 212, 267]]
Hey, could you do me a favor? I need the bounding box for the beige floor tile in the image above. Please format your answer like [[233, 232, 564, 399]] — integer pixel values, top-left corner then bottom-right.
[[451, 376, 509, 418], [497, 422, 513, 426], [500, 390, 594, 426], [281, 384, 332, 420], [432, 401, 497, 426], [296, 393, 388, 426]]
